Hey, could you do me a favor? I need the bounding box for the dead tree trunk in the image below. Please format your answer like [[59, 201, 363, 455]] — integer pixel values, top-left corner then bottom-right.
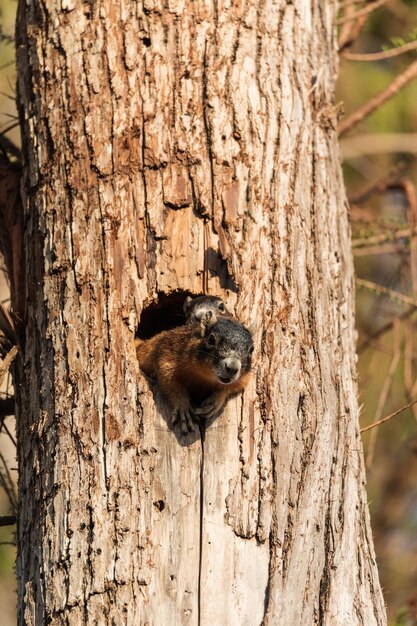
[[15, 0, 386, 624]]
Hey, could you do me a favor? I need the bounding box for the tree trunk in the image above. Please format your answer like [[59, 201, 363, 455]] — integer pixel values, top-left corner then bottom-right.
[[15, 0, 386, 624]]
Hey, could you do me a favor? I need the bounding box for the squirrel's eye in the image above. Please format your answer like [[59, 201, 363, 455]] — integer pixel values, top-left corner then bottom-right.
[[207, 333, 217, 346], [218, 302, 225, 312]]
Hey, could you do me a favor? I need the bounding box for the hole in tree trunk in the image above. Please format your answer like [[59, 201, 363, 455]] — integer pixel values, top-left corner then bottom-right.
[[136, 290, 206, 340]]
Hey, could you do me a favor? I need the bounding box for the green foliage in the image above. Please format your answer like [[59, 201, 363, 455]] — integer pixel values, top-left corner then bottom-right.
[[382, 28, 417, 50]]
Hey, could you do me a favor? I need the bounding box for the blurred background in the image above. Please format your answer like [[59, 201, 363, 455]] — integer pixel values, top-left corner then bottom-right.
[[338, 2, 417, 624], [1, 0, 417, 624]]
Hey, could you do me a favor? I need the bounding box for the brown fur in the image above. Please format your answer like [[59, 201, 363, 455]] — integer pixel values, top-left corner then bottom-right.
[[135, 325, 250, 432]]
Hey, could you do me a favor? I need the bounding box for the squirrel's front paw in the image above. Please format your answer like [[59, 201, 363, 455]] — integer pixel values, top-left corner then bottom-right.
[[172, 406, 196, 435], [193, 394, 224, 419]]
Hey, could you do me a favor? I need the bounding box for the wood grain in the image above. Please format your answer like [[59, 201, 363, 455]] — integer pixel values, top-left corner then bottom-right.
[[15, 0, 386, 624]]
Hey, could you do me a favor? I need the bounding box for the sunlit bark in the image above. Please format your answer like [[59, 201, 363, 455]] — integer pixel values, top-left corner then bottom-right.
[[15, 0, 386, 624]]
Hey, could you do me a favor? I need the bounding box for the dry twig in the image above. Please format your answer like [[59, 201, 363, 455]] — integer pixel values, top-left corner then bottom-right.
[[0, 450, 17, 512], [1, 420, 15, 447], [403, 319, 417, 421], [337, 0, 390, 25], [358, 306, 416, 353], [338, 0, 369, 52], [339, 14, 369, 52], [402, 179, 417, 296], [366, 321, 401, 466], [0, 345, 18, 390], [361, 398, 417, 433], [352, 225, 417, 249], [0, 303, 18, 357], [343, 39, 417, 62], [341, 133, 417, 159], [340, 0, 365, 8], [338, 59, 417, 137], [348, 163, 407, 204], [354, 242, 409, 257], [356, 277, 417, 308]]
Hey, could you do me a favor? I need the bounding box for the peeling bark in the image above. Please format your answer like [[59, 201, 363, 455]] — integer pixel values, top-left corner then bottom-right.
[[15, 0, 386, 625]]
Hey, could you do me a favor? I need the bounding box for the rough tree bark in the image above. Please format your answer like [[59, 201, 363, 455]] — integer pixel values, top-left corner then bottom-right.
[[15, 0, 386, 624]]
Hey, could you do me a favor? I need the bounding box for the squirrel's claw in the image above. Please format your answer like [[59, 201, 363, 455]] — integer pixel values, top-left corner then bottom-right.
[[173, 406, 196, 435], [193, 394, 223, 419]]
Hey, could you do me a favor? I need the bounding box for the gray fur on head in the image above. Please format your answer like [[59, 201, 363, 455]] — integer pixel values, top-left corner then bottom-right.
[[184, 295, 226, 324], [199, 317, 254, 384]]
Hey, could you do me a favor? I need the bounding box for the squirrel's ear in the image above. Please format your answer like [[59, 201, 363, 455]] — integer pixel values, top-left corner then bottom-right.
[[183, 296, 192, 313], [199, 310, 217, 336]]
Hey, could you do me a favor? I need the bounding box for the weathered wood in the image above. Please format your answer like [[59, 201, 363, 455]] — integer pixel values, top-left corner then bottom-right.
[[15, 0, 386, 624]]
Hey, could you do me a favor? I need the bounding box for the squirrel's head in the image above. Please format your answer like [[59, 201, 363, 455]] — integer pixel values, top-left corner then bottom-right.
[[184, 295, 227, 325], [199, 317, 254, 385]]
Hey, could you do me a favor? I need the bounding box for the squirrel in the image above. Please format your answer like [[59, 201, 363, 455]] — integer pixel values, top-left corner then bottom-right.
[[183, 295, 232, 325], [135, 315, 253, 434]]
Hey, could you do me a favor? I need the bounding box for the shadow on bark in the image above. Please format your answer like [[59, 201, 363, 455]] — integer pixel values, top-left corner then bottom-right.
[[137, 289, 197, 339], [147, 383, 213, 446]]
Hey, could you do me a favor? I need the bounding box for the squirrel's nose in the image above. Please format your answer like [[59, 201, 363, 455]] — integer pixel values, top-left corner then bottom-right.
[[225, 360, 240, 376]]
